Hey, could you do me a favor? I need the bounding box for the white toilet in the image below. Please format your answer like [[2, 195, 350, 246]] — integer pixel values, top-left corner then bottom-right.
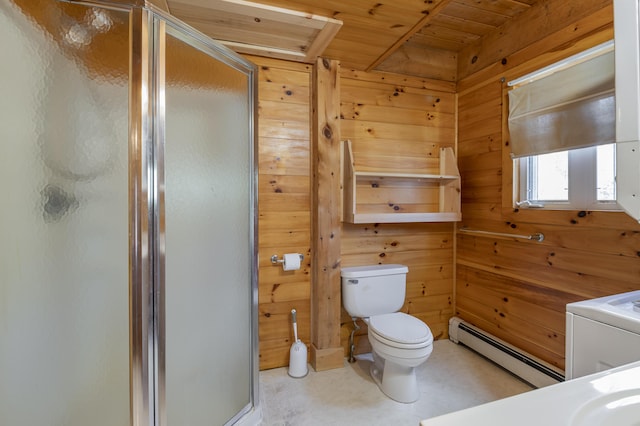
[[341, 264, 433, 403]]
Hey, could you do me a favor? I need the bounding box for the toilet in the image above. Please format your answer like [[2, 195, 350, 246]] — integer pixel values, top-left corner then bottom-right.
[[341, 264, 433, 403]]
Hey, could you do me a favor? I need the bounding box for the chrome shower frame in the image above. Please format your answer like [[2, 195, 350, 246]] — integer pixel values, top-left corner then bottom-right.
[[66, 1, 260, 425]]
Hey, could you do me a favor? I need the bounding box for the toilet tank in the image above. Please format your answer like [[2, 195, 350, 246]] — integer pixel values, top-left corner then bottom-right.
[[341, 264, 409, 318]]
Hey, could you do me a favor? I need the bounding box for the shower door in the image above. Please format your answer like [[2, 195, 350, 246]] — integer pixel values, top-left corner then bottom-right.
[[158, 16, 259, 426]]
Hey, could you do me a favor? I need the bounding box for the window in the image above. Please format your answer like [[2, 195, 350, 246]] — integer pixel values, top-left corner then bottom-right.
[[508, 41, 620, 211], [517, 144, 618, 210]]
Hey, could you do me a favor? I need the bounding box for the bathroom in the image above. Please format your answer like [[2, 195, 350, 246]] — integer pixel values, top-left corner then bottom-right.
[[1, 0, 640, 425]]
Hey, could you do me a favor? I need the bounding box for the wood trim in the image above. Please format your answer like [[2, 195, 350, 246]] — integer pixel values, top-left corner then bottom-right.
[[310, 57, 344, 371], [304, 21, 343, 63], [365, 0, 455, 72], [223, 41, 306, 60], [175, 0, 334, 29], [501, 81, 515, 210], [310, 346, 344, 372], [342, 140, 355, 223]]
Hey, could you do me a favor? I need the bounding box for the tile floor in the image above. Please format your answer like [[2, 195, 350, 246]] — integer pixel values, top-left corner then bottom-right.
[[259, 340, 534, 425]]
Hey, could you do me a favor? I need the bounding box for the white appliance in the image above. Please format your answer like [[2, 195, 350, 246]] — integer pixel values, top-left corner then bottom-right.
[[566, 290, 640, 380]]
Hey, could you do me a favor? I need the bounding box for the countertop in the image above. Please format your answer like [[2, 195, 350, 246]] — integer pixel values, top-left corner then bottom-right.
[[421, 360, 640, 426]]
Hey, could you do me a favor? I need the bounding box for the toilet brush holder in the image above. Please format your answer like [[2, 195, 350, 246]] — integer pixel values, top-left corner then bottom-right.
[[288, 341, 308, 378], [288, 309, 308, 378]]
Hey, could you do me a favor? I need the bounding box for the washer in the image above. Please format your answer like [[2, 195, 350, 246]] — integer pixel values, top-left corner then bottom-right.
[[566, 290, 640, 380]]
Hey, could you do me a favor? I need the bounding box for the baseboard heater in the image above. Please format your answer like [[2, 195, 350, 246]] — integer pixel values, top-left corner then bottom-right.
[[448, 317, 564, 388]]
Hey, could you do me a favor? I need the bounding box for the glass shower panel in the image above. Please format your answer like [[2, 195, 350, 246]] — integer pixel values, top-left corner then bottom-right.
[[163, 27, 253, 425], [0, 1, 130, 425]]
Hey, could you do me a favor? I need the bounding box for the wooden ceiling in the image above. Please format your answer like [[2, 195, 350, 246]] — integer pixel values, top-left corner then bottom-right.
[[13, 0, 609, 83], [166, 0, 543, 81]]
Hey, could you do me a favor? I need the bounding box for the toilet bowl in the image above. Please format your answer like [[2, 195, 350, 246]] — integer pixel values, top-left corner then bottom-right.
[[367, 312, 433, 403], [341, 265, 434, 403]]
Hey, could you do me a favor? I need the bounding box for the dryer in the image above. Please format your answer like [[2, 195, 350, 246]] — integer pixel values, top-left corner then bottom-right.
[[566, 290, 640, 380]]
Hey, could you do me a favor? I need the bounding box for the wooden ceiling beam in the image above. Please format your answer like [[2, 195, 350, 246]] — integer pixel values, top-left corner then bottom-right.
[[365, 0, 455, 72]]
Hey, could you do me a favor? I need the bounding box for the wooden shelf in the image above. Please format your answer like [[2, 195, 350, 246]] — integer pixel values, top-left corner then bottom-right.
[[167, 0, 343, 63], [341, 140, 461, 223]]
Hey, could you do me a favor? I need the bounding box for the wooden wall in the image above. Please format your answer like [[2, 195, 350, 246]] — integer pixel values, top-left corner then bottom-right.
[[456, 6, 640, 371], [253, 57, 461, 369], [339, 70, 457, 355], [251, 55, 313, 370], [253, 2, 632, 372]]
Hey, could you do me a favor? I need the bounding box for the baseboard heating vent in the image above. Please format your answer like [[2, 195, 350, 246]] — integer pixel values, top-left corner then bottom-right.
[[449, 316, 564, 388]]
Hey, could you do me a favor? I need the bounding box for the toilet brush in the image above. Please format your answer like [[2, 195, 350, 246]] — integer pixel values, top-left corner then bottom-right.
[[288, 309, 308, 378]]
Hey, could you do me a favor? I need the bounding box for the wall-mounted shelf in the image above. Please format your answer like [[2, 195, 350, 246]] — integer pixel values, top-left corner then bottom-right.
[[167, 0, 343, 63], [341, 140, 461, 223]]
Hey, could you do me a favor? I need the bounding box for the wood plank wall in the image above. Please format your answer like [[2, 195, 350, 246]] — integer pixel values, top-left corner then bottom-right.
[[252, 56, 462, 369], [456, 11, 640, 370], [249, 55, 313, 370], [339, 69, 457, 355], [251, 3, 636, 372]]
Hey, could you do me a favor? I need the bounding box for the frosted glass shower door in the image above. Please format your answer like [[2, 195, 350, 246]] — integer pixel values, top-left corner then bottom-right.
[[0, 1, 130, 425], [162, 24, 257, 425]]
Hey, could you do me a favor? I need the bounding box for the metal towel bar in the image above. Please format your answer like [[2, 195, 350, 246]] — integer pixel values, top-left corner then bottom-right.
[[458, 227, 544, 242]]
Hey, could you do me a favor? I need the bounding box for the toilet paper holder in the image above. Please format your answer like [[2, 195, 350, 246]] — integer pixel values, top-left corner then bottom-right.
[[271, 254, 304, 265]]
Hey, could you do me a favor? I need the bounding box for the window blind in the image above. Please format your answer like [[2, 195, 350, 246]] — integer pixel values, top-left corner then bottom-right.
[[508, 45, 615, 158]]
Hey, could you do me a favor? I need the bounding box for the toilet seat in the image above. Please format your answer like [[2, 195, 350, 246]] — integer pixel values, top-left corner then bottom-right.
[[368, 312, 433, 348], [370, 329, 432, 350]]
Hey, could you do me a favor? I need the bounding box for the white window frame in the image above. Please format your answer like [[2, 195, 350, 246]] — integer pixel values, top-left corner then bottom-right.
[[516, 144, 620, 211]]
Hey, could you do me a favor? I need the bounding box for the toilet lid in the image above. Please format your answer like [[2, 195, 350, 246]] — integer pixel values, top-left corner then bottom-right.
[[369, 312, 432, 345]]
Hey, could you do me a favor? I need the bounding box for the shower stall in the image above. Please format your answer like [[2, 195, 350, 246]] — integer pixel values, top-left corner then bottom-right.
[[0, 0, 259, 425]]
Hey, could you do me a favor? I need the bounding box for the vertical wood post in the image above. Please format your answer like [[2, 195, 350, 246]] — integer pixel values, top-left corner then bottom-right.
[[310, 57, 344, 371]]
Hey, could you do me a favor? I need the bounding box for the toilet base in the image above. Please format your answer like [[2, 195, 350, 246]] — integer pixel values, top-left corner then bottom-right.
[[370, 352, 419, 403]]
